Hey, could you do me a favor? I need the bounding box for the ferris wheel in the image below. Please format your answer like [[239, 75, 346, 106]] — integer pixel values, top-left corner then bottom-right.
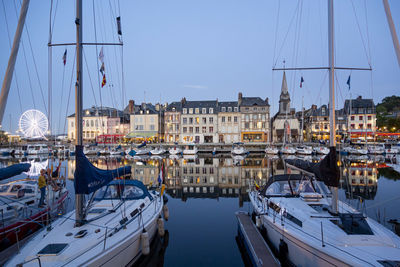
[[19, 109, 49, 138]]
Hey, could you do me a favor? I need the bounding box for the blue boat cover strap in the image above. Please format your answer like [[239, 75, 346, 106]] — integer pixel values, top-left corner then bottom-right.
[[0, 163, 31, 181], [74, 145, 131, 194]]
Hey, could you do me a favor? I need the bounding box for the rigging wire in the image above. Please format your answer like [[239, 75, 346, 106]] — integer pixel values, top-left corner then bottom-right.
[[350, 0, 371, 67], [1, 0, 23, 114], [63, 48, 76, 135], [363, 0, 374, 100], [11, 1, 36, 110]]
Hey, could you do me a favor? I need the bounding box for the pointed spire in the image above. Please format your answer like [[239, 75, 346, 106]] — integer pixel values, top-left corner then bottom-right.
[[281, 71, 288, 94]]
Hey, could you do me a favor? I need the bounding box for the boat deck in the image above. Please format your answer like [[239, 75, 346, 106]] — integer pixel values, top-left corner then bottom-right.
[[236, 212, 280, 267]]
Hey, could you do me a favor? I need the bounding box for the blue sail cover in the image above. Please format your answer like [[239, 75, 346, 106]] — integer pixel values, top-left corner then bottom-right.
[[74, 145, 131, 194], [0, 163, 31, 181], [137, 142, 146, 148]]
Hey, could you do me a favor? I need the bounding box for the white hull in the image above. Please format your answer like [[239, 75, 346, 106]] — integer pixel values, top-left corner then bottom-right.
[[168, 147, 182, 155], [231, 147, 248, 155], [134, 148, 151, 155], [265, 147, 279, 154], [280, 146, 296, 154], [150, 147, 167, 155]]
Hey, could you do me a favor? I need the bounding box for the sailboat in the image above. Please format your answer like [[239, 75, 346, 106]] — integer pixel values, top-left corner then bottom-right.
[[249, 1, 400, 266], [5, 1, 167, 266]]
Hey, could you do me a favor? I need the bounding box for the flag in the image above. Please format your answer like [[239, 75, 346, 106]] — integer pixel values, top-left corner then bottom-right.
[[347, 75, 351, 90], [300, 76, 304, 88], [100, 62, 105, 75], [99, 47, 104, 63], [62, 49, 67, 65], [101, 74, 107, 87], [254, 180, 260, 190], [158, 163, 164, 185]]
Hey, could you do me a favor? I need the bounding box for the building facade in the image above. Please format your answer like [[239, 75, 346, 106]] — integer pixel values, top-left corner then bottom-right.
[[344, 96, 376, 140], [67, 106, 127, 142], [217, 101, 241, 143], [239, 93, 270, 142], [164, 102, 182, 143], [180, 98, 218, 143]]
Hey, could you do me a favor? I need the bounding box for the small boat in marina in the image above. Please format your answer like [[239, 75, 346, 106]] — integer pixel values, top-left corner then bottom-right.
[[313, 146, 330, 155], [151, 146, 167, 155], [183, 143, 198, 155], [384, 144, 399, 154], [280, 145, 296, 154], [265, 145, 279, 155], [83, 145, 99, 155], [368, 145, 385, 155], [26, 144, 50, 155], [231, 142, 248, 155], [168, 143, 182, 155], [295, 145, 313, 155]]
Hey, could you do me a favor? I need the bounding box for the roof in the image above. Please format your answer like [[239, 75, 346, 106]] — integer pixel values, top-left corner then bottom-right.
[[344, 97, 375, 114], [165, 101, 182, 112], [241, 97, 269, 106], [218, 101, 238, 112], [68, 106, 123, 118], [182, 100, 218, 109]]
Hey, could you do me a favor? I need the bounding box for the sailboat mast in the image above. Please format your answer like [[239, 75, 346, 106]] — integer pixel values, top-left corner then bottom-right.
[[382, 0, 400, 67], [328, 0, 338, 214], [0, 0, 30, 127], [75, 0, 84, 224]]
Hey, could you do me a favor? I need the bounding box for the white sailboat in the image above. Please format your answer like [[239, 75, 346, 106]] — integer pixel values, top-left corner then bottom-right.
[[231, 142, 248, 155], [168, 142, 182, 155], [249, 1, 400, 266], [5, 1, 167, 266]]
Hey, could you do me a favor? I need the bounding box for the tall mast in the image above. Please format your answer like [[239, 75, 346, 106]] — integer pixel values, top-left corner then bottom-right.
[[75, 0, 84, 225], [328, 0, 338, 214], [382, 0, 400, 67], [0, 0, 30, 127]]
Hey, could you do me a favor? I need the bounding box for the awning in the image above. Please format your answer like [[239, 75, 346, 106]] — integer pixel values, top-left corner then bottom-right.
[[126, 131, 158, 138]]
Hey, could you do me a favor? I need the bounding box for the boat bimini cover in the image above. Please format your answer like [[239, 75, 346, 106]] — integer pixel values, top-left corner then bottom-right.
[[74, 145, 131, 194], [0, 163, 31, 181], [285, 147, 339, 187]]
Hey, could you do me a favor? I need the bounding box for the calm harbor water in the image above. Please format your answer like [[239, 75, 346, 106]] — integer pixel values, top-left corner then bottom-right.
[[2, 153, 400, 266]]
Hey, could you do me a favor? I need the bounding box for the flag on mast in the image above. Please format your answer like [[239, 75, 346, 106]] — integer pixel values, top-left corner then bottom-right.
[[100, 62, 105, 75], [62, 49, 67, 65], [99, 47, 104, 63], [101, 74, 107, 88], [347, 75, 351, 90], [300, 76, 304, 88]]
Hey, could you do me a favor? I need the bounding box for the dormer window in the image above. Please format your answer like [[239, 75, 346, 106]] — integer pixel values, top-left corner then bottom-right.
[[86, 110, 90, 115], [234, 107, 238, 112], [202, 108, 207, 114], [209, 108, 213, 114], [195, 108, 199, 114], [172, 107, 176, 111], [146, 110, 149, 114], [221, 107, 226, 112], [183, 108, 187, 114], [189, 108, 193, 114], [140, 110, 143, 114], [228, 107, 232, 112]]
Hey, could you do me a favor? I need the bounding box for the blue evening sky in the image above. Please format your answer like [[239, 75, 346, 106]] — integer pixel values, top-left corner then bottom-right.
[[0, 0, 399, 134]]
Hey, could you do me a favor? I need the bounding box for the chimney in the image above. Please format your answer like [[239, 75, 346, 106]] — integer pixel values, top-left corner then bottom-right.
[[312, 104, 317, 110], [128, 100, 134, 113], [357, 95, 362, 100], [181, 97, 186, 106], [155, 103, 160, 111], [238, 92, 243, 106], [265, 97, 269, 105]]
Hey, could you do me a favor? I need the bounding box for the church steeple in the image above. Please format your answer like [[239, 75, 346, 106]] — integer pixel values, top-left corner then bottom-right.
[[279, 71, 290, 114]]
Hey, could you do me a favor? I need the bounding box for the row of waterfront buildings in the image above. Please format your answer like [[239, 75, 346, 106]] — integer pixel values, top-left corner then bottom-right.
[[67, 73, 377, 144]]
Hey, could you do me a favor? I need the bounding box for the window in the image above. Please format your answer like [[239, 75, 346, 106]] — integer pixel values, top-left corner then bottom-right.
[[262, 122, 265, 128], [209, 108, 214, 114], [195, 127, 200, 133], [228, 107, 232, 112], [209, 127, 214, 133], [195, 108, 199, 114], [222, 117, 225, 123], [351, 116, 355, 121], [253, 114, 257, 120], [234, 107, 238, 112], [359, 116, 363, 120], [315, 124, 319, 130], [351, 124, 355, 129], [95, 120, 98, 127], [202, 108, 207, 114], [368, 116, 372, 120], [228, 116, 231, 122], [183, 108, 187, 114], [183, 127, 187, 133], [245, 115, 249, 121], [234, 116, 238, 123], [189, 127, 193, 133], [150, 125, 155, 130], [253, 122, 257, 128], [245, 122, 250, 128], [86, 120, 89, 127], [71, 121, 74, 127], [188, 108, 193, 114], [202, 117, 207, 124], [202, 126, 207, 133], [183, 118, 187, 124], [222, 107, 226, 112], [367, 124, 372, 129], [209, 117, 213, 123], [189, 117, 193, 124], [359, 124, 363, 129], [253, 107, 257, 111]]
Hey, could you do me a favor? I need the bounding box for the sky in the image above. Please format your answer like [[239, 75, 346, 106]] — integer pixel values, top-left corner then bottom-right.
[[0, 0, 399, 135]]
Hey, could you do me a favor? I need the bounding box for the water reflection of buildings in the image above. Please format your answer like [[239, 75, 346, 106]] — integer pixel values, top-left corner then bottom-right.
[[165, 156, 270, 204], [341, 163, 378, 200]]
